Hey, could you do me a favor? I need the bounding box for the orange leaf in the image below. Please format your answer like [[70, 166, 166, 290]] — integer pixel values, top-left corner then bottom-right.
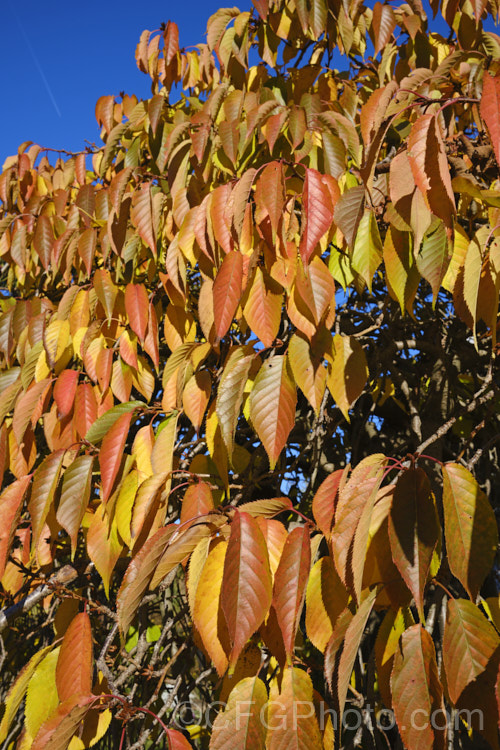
[[99, 412, 132, 503], [311, 468, 347, 538], [131, 182, 156, 256], [444, 598, 500, 705], [53, 370, 79, 418], [273, 526, 311, 662], [391, 625, 445, 750], [125, 283, 149, 341], [180, 482, 214, 527], [213, 250, 244, 341], [407, 113, 456, 227], [267, 667, 322, 749], [56, 612, 93, 702], [182, 370, 212, 433], [254, 162, 285, 239], [481, 72, 500, 166], [221, 512, 272, 672], [299, 168, 335, 264], [243, 267, 282, 348], [0, 476, 32, 578], [210, 676, 268, 750], [249, 355, 296, 470], [330, 454, 385, 594]]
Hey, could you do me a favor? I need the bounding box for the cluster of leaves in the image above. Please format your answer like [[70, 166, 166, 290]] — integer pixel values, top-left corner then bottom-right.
[[1, 0, 500, 747]]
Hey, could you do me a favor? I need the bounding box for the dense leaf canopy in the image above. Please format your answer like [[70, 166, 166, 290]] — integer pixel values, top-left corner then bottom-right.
[[1, 0, 500, 748]]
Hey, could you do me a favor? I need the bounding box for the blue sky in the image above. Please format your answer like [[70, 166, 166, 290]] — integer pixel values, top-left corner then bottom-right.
[[1, 0, 223, 165]]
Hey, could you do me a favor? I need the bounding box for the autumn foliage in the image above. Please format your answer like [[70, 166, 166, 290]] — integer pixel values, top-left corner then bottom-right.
[[1, 0, 500, 747]]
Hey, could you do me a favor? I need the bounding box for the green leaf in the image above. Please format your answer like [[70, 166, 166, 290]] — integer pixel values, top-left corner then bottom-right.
[[85, 401, 145, 444]]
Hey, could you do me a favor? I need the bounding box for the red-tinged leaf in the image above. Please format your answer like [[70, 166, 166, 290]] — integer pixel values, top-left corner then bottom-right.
[[231, 168, 257, 239], [388, 467, 440, 620], [125, 283, 149, 341], [194, 539, 231, 676], [28, 450, 65, 548], [53, 370, 78, 418], [221, 512, 273, 672], [117, 526, 176, 633], [372, 2, 396, 55], [77, 227, 96, 276], [213, 250, 244, 341], [254, 162, 285, 239], [330, 454, 385, 594], [481, 72, 500, 166], [74, 384, 98, 440], [243, 267, 282, 348], [249, 355, 297, 470], [360, 83, 397, 150], [407, 114, 456, 227], [305, 555, 349, 653], [335, 588, 378, 723], [0, 476, 32, 578], [12, 379, 51, 445], [33, 214, 53, 271], [150, 519, 221, 589], [442, 462, 498, 601], [391, 625, 445, 750], [180, 482, 214, 526], [299, 168, 335, 264], [131, 182, 156, 256], [267, 667, 323, 749], [166, 728, 193, 750], [444, 598, 500, 705], [217, 348, 255, 455], [210, 184, 233, 255], [288, 333, 327, 415], [219, 120, 239, 167], [333, 185, 365, 248], [182, 370, 212, 433], [312, 468, 347, 538], [237, 497, 292, 518], [32, 695, 95, 750], [273, 526, 311, 662], [288, 105, 306, 149], [295, 257, 335, 326], [56, 612, 93, 701], [93, 268, 117, 321], [99, 412, 132, 503], [327, 334, 368, 421], [163, 20, 179, 64], [210, 676, 267, 750], [56, 455, 94, 557], [109, 167, 132, 214]]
